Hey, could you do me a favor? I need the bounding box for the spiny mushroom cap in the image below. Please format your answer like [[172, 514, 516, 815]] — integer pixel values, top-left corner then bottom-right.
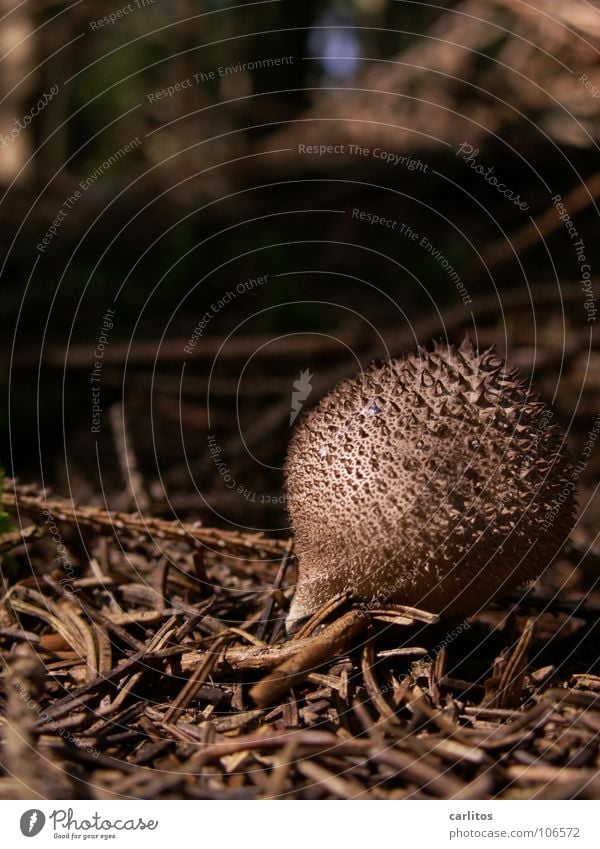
[[284, 338, 575, 632]]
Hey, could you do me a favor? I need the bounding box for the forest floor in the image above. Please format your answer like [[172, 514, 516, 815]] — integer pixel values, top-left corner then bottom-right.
[[1, 474, 599, 800]]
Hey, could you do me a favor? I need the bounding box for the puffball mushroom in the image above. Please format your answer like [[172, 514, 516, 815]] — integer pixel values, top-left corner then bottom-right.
[[284, 338, 575, 633]]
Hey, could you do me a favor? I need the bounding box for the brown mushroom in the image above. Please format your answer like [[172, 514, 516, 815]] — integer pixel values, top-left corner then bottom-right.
[[284, 338, 575, 632]]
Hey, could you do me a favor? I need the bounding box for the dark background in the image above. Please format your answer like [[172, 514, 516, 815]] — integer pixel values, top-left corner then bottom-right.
[[1, 0, 598, 539]]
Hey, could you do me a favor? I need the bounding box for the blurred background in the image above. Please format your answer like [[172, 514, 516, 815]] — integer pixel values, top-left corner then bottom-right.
[[1, 0, 599, 550]]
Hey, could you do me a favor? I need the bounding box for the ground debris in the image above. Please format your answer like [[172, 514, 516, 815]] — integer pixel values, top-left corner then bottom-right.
[[1, 481, 599, 800]]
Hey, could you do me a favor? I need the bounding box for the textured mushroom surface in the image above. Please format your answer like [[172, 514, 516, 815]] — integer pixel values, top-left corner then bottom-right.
[[285, 338, 575, 632]]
